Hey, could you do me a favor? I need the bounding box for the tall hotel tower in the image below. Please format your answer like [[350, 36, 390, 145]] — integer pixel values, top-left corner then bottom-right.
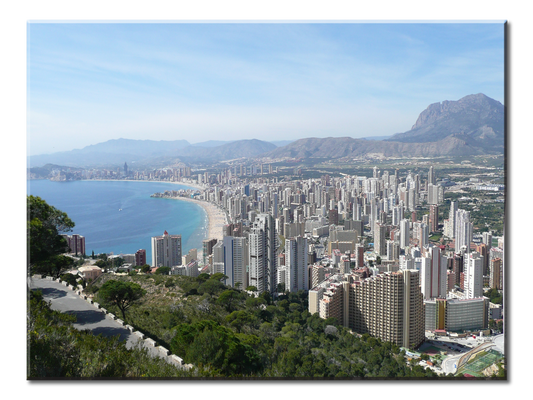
[[151, 231, 182, 268], [285, 236, 309, 292], [249, 213, 278, 294], [455, 209, 473, 253], [313, 269, 424, 349], [400, 218, 410, 249], [213, 236, 248, 289], [465, 251, 484, 299]]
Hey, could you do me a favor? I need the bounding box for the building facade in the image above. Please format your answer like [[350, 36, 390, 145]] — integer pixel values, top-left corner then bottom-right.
[[425, 297, 489, 332], [151, 231, 182, 268], [285, 236, 309, 292], [135, 249, 146, 266], [464, 251, 483, 299], [310, 270, 425, 349], [61, 234, 86, 256], [249, 213, 277, 294], [455, 209, 473, 253]]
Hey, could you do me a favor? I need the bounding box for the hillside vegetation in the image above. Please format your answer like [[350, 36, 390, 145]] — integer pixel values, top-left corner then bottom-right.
[[88, 272, 442, 378]]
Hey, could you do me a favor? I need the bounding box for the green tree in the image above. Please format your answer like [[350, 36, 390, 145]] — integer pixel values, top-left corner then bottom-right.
[[60, 272, 78, 287], [226, 310, 254, 333], [140, 264, 151, 273], [170, 320, 262, 376], [217, 289, 244, 312], [28, 195, 75, 274], [98, 280, 145, 320], [155, 266, 171, 275], [40, 254, 76, 279], [197, 278, 225, 296], [210, 272, 228, 282]]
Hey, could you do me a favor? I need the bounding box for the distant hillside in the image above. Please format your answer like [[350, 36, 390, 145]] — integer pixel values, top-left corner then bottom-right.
[[385, 93, 504, 153], [29, 138, 191, 168], [176, 139, 277, 162], [265, 93, 504, 159], [28, 93, 504, 167], [264, 135, 480, 159], [29, 138, 277, 168]]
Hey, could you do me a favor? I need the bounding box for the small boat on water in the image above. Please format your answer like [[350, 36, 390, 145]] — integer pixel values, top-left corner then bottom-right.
[[119, 208, 122, 211]]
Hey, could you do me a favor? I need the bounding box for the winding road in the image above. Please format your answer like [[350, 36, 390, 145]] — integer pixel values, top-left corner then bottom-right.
[[29, 277, 183, 368]]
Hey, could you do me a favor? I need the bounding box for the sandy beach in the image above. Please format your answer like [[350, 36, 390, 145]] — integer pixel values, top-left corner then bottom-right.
[[82, 179, 224, 259], [161, 180, 227, 243], [171, 196, 228, 242]]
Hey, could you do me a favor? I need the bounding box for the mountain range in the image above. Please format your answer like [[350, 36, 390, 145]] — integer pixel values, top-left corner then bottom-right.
[[28, 93, 504, 168], [265, 94, 504, 160]]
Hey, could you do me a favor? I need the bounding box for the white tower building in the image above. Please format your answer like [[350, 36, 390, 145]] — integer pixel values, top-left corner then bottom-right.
[[455, 209, 473, 252], [465, 251, 484, 299], [285, 236, 309, 292], [151, 231, 182, 268], [400, 219, 410, 249], [249, 213, 277, 294]]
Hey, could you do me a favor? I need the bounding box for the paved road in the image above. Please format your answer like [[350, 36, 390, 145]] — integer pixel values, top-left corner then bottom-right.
[[29, 277, 182, 367]]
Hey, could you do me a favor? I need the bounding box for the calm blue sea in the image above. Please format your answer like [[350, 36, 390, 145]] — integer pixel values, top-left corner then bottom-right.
[[27, 180, 206, 264]]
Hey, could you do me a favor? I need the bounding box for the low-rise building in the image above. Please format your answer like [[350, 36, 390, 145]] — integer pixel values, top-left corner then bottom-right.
[[78, 265, 102, 281]]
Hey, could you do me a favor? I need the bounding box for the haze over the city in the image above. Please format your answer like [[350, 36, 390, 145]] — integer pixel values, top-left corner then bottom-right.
[[27, 22, 504, 156]]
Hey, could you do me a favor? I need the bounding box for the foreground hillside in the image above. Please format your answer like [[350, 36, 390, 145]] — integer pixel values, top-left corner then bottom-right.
[[84, 272, 442, 378]]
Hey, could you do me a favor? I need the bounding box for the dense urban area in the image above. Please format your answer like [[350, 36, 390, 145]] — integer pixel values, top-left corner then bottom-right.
[[28, 153, 505, 379]]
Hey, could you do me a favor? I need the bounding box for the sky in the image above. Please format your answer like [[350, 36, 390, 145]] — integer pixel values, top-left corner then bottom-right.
[[26, 22, 505, 155]]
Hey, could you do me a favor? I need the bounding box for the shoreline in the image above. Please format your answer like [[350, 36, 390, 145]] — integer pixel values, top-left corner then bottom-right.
[[170, 196, 227, 243], [34, 178, 223, 261]]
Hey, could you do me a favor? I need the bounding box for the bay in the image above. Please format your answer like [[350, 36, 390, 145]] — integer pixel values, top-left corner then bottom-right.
[[27, 180, 206, 264]]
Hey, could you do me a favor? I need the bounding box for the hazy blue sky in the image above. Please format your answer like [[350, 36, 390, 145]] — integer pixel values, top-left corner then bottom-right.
[[27, 22, 505, 155]]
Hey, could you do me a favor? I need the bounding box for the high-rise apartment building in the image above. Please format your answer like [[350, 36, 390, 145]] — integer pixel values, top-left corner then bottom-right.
[[249, 213, 277, 294], [420, 247, 447, 300], [464, 251, 483, 299], [215, 236, 248, 289], [373, 221, 386, 257], [428, 184, 440, 205], [354, 270, 424, 348], [202, 238, 218, 266], [445, 200, 458, 238], [135, 249, 146, 266], [429, 205, 439, 232], [400, 219, 410, 249], [151, 231, 182, 268], [312, 270, 424, 349], [285, 236, 309, 292], [61, 234, 86, 256], [490, 257, 503, 290], [428, 165, 436, 186], [455, 209, 473, 253]]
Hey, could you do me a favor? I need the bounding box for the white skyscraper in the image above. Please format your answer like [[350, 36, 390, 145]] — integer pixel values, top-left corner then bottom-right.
[[465, 252, 484, 299], [400, 219, 410, 249], [213, 236, 248, 289], [249, 213, 277, 294], [428, 166, 436, 186], [151, 231, 182, 268], [392, 205, 403, 226], [285, 236, 309, 292], [428, 184, 440, 205], [420, 223, 429, 248], [446, 200, 458, 238], [420, 247, 446, 300], [374, 221, 386, 256], [455, 209, 473, 252]]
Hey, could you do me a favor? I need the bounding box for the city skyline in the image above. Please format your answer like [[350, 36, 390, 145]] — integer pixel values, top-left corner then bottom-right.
[[27, 22, 504, 156]]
